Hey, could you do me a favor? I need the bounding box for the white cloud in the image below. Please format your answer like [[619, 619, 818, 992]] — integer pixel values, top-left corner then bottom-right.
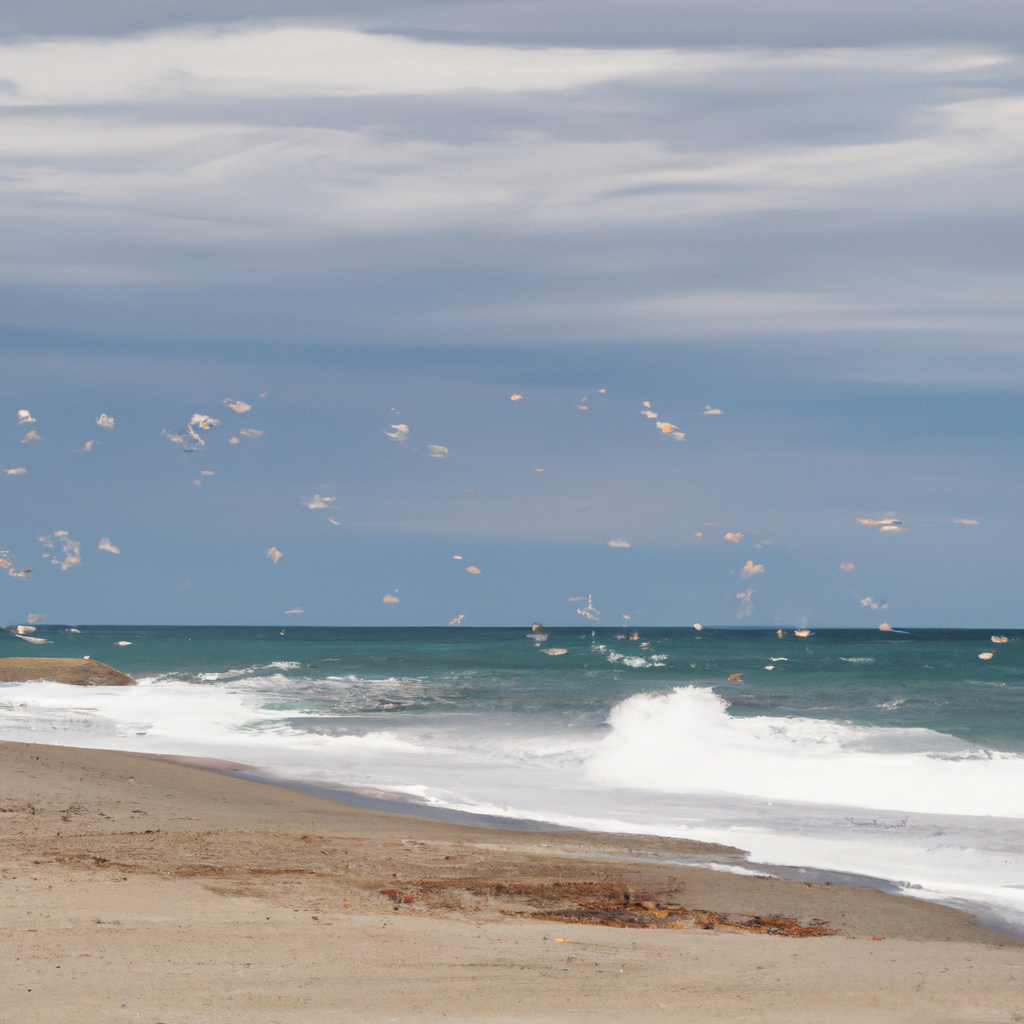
[[0, 44, 1017, 246], [0, 22, 1018, 350], [98, 538, 120, 554], [96, 413, 115, 429], [0, 27, 696, 107], [740, 560, 764, 577], [608, 539, 631, 548], [0, 30, 1002, 108]]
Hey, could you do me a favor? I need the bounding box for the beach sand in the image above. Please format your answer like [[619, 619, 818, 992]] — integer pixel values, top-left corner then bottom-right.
[[1, 741, 1021, 1022]]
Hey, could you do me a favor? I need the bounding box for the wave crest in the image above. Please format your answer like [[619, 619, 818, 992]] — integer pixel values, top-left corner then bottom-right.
[[589, 686, 1024, 817]]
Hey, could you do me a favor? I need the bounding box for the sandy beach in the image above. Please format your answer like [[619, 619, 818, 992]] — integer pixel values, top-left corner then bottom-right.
[[1, 740, 1021, 1023]]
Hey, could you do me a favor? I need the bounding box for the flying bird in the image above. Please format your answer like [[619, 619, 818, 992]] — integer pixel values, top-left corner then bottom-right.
[[266, 547, 282, 563], [0, 551, 33, 577], [304, 495, 336, 509], [38, 532, 80, 570], [655, 422, 684, 440], [166, 413, 221, 451]]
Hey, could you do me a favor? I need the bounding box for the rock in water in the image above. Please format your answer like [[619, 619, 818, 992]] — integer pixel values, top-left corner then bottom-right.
[[0, 657, 135, 686]]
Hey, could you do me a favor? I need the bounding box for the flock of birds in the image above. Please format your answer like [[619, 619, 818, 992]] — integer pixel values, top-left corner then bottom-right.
[[1, 388, 988, 637]]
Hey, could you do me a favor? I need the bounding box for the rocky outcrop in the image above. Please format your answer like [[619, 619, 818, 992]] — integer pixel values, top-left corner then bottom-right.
[[0, 657, 135, 686]]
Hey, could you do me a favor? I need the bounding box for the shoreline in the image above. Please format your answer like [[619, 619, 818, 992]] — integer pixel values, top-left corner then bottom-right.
[[2, 740, 1022, 1022], [209, 761, 1024, 940]]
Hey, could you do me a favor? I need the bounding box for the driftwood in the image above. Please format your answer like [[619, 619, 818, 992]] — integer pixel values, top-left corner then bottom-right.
[[380, 880, 838, 936]]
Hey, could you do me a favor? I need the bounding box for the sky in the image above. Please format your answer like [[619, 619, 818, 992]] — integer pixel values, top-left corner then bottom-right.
[[1, 0, 1023, 627]]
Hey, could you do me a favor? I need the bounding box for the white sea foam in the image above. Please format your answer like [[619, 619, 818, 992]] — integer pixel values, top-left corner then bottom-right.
[[588, 686, 1024, 817], [3, 677, 1024, 930], [604, 650, 667, 667]]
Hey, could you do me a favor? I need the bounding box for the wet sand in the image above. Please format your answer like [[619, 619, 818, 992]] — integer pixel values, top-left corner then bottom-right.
[[1, 740, 1021, 1022]]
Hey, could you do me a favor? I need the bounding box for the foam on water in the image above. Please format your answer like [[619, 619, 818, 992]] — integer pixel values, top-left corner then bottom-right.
[[589, 686, 1024, 817], [3, 631, 1024, 932]]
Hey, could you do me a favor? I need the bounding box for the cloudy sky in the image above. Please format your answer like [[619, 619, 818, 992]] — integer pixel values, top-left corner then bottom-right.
[[1, 0, 1023, 626]]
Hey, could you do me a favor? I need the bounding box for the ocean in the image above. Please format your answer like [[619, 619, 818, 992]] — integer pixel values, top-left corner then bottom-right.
[[2, 625, 1023, 933]]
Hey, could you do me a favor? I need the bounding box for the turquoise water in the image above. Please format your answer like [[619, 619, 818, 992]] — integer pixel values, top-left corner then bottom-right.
[[2, 625, 1024, 931], [10, 625, 1023, 748]]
